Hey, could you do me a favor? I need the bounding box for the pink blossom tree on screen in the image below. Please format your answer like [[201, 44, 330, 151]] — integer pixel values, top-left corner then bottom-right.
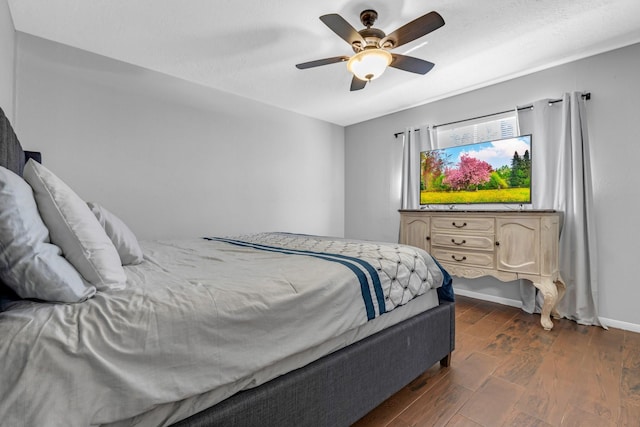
[[443, 154, 492, 191]]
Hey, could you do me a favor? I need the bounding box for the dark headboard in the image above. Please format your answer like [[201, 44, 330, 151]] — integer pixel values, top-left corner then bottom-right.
[[0, 107, 41, 174], [0, 106, 41, 303]]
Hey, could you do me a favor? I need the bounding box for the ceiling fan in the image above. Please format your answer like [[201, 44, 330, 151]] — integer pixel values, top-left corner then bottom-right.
[[296, 9, 445, 91]]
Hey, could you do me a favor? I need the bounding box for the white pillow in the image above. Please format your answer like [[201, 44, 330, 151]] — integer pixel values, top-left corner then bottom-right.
[[0, 166, 96, 302], [87, 202, 143, 265], [23, 159, 126, 291]]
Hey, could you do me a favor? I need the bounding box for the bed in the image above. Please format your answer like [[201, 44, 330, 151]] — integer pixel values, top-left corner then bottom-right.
[[0, 106, 455, 427]]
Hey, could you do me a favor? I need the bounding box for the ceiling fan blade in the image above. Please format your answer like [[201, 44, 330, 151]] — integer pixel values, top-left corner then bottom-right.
[[350, 76, 367, 91], [296, 56, 350, 69], [390, 54, 435, 74], [320, 14, 366, 47], [381, 11, 445, 49]]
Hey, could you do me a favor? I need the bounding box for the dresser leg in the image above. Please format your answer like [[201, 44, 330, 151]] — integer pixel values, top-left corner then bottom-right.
[[532, 278, 558, 330], [551, 275, 566, 319]]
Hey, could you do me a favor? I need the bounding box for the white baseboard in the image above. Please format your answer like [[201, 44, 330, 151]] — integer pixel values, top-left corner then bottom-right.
[[455, 289, 640, 333], [599, 317, 640, 333], [454, 288, 522, 308]]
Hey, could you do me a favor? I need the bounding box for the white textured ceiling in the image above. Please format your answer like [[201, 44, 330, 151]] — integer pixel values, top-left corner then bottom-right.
[[8, 0, 640, 126]]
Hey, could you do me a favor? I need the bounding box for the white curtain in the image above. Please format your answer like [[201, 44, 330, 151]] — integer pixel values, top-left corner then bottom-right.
[[517, 92, 601, 326], [401, 126, 434, 209]]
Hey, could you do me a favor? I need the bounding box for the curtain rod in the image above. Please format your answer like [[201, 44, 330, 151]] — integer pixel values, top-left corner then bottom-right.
[[393, 92, 591, 138]]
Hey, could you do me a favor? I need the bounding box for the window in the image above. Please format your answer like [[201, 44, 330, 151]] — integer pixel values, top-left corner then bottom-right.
[[436, 110, 518, 147]]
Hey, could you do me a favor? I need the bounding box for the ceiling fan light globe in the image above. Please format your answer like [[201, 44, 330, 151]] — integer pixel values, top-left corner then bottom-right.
[[347, 49, 392, 81]]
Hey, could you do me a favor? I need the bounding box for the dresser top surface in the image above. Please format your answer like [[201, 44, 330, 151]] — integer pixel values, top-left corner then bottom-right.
[[399, 209, 558, 214]]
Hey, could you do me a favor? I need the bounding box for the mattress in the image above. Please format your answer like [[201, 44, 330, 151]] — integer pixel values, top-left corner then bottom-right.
[[0, 233, 446, 427]]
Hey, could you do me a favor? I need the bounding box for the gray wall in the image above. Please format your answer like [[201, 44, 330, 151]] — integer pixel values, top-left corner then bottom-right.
[[14, 33, 345, 240], [0, 0, 14, 118], [345, 42, 640, 329]]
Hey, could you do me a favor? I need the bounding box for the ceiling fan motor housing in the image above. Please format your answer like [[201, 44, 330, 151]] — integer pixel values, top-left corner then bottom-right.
[[353, 10, 387, 52]]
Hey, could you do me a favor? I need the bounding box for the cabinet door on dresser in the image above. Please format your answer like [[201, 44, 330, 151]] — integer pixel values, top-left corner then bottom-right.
[[400, 215, 431, 252], [495, 217, 540, 275]]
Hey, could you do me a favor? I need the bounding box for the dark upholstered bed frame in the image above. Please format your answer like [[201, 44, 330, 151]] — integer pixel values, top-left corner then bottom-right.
[[1, 107, 455, 426]]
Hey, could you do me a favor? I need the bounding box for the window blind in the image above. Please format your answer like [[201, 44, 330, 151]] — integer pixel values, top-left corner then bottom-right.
[[436, 110, 518, 147]]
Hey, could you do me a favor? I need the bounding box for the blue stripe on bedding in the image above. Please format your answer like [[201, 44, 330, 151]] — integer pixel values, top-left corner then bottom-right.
[[273, 233, 387, 315], [204, 237, 383, 320], [219, 237, 386, 316]]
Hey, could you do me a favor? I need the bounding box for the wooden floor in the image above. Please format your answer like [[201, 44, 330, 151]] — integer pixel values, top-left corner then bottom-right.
[[353, 295, 640, 427]]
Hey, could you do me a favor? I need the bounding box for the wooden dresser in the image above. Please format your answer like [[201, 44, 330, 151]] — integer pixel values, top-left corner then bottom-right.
[[399, 210, 566, 330]]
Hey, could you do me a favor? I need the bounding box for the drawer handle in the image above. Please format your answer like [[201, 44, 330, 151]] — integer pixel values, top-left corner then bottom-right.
[[452, 221, 467, 228], [451, 255, 467, 262], [451, 239, 466, 246]]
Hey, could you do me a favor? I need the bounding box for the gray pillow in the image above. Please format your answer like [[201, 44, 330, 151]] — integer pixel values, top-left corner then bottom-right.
[[23, 160, 126, 291], [0, 166, 96, 303], [87, 202, 144, 265]]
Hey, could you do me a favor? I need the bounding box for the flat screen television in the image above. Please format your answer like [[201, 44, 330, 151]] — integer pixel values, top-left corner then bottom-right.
[[419, 134, 532, 205]]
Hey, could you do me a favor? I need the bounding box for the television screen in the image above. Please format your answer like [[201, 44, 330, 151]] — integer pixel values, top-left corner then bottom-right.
[[420, 134, 532, 205]]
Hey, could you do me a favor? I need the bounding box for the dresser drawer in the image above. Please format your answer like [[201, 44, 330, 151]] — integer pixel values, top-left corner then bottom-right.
[[431, 217, 494, 233], [432, 248, 495, 268], [431, 232, 494, 251]]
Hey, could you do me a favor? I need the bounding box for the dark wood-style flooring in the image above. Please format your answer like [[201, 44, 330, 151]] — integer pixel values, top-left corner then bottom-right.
[[353, 295, 640, 427]]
